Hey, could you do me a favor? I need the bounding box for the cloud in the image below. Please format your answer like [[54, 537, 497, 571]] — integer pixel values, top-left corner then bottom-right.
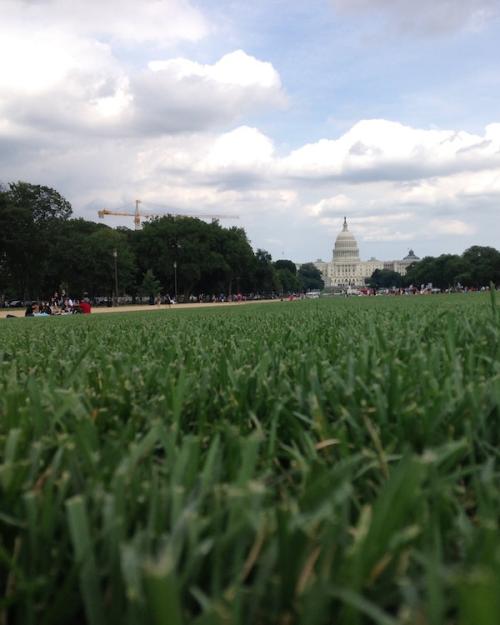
[[2, 0, 208, 45], [330, 0, 498, 36], [0, 1, 285, 139], [0, 42, 285, 137], [311, 209, 417, 242], [148, 50, 280, 89], [61, 118, 500, 227], [1, 111, 498, 257], [133, 51, 285, 135], [0, 29, 133, 136], [280, 119, 500, 182], [430, 218, 476, 235], [307, 194, 353, 217]]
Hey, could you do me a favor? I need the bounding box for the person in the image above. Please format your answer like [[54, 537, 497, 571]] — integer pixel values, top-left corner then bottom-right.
[[79, 298, 92, 314], [32, 304, 49, 317], [25, 303, 34, 317]]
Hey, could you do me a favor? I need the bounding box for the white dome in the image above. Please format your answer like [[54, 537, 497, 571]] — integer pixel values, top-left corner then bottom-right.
[[333, 217, 360, 261]]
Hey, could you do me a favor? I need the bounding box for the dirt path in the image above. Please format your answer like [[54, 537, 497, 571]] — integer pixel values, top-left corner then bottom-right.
[[0, 299, 282, 319]]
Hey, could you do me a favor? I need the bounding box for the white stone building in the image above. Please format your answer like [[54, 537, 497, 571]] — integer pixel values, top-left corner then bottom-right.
[[312, 217, 419, 288]]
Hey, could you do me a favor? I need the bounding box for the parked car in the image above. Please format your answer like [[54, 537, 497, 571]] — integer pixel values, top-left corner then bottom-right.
[[305, 290, 321, 299]]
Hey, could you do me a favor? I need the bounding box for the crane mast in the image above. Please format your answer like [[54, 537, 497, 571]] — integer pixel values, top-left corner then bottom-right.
[[98, 200, 239, 229]]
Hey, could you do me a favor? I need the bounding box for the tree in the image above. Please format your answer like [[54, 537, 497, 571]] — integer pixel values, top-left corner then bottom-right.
[[403, 252, 493, 290], [368, 269, 402, 289], [85, 228, 137, 297], [298, 263, 324, 291], [219, 227, 258, 295], [41, 219, 105, 297], [254, 249, 280, 293], [0, 182, 73, 299], [462, 246, 500, 287], [6, 182, 72, 223], [140, 269, 161, 301], [274, 259, 297, 274], [274, 259, 300, 293]]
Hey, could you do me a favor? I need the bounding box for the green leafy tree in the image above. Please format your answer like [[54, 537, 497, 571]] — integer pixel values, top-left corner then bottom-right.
[[462, 246, 500, 287], [134, 216, 212, 297], [274, 260, 297, 274], [0, 182, 73, 299], [368, 269, 402, 289], [41, 219, 106, 297], [254, 249, 280, 293], [216, 226, 256, 295], [7, 181, 72, 223], [298, 263, 324, 291], [140, 269, 161, 299], [85, 229, 136, 296], [274, 260, 300, 293], [404, 253, 484, 289]]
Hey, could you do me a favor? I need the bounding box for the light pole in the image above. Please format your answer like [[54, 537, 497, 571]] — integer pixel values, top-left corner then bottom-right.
[[173, 260, 178, 303], [113, 248, 118, 305]]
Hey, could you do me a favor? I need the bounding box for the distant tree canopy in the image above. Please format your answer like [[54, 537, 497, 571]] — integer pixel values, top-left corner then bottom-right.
[[368, 269, 403, 289], [0, 182, 74, 299], [4, 181, 497, 302], [140, 269, 161, 300], [0, 181, 309, 301], [298, 263, 325, 291], [403, 248, 500, 289]]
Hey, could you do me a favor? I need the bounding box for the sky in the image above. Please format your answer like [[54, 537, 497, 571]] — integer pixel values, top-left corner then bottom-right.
[[1, 0, 499, 263]]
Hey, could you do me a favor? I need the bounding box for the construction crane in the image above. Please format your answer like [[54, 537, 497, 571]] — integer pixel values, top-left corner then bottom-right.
[[98, 200, 239, 230]]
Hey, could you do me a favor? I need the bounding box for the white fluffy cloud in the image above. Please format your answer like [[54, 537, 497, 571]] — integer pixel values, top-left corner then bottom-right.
[[281, 119, 500, 182], [0, 29, 131, 134], [74, 119, 499, 247], [133, 51, 285, 134], [0, 0, 284, 137], [148, 50, 280, 89], [2, 0, 208, 45], [2, 115, 499, 257], [0, 42, 285, 136]]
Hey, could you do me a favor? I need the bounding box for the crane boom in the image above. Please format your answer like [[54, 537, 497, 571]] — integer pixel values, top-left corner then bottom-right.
[[98, 201, 239, 229]]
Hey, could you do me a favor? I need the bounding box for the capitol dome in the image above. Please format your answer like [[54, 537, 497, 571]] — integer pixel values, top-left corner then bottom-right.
[[333, 217, 360, 261]]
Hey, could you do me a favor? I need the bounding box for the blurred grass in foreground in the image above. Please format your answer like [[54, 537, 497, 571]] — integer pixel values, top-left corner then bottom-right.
[[0, 293, 499, 625]]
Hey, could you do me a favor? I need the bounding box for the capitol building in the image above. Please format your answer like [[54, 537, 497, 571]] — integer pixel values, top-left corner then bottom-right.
[[312, 217, 420, 288]]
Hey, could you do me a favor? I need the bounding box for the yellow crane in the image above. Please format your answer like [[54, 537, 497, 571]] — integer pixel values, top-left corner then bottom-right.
[[98, 200, 239, 229]]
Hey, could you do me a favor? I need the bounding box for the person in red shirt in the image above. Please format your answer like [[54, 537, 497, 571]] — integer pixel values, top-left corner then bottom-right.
[[79, 298, 92, 314]]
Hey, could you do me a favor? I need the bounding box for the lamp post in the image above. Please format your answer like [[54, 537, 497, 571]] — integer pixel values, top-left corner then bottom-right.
[[113, 248, 118, 306], [171, 241, 181, 303], [173, 260, 178, 303]]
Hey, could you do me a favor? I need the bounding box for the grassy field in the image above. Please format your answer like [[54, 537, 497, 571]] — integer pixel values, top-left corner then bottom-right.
[[0, 294, 499, 625]]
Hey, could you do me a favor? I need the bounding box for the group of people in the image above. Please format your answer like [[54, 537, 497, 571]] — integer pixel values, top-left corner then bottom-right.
[[25, 292, 92, 317]]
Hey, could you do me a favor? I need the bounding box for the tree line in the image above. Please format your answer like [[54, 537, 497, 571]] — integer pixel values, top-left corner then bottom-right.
[[368, 246, 500, 290], [0, 182, 324, 303]]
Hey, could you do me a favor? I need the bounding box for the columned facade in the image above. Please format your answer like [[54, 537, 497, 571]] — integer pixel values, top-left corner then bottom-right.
[[311, 218, 419, 288]]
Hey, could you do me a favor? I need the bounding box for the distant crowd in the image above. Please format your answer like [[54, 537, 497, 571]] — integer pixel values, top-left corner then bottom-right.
[[24, 291, 92, 317]]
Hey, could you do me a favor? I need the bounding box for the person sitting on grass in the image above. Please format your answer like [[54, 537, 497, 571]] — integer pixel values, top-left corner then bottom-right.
[[32, 304, 49, 317], [79, 297, 92, 314]]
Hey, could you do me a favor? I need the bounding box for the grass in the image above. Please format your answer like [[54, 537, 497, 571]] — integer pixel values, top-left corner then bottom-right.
[[0, 294, 499, 624]]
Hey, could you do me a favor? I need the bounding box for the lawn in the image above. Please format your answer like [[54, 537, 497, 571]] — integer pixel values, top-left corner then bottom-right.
[[0, 294, 499, 625]]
